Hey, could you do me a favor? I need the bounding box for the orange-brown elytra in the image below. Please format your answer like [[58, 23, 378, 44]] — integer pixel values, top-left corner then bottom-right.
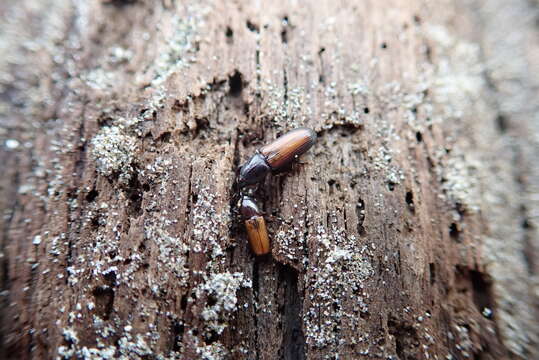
[[238, 127, 316, 188], [240, 196, 270, 255]]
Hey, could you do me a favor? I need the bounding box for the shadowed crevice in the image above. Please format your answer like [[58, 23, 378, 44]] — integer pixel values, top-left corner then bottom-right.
[[278, 264, 306, 360]]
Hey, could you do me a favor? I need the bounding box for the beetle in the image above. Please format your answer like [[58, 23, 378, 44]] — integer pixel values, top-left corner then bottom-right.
[[240, 195, 270, 255], [238, 127, 317, 188]]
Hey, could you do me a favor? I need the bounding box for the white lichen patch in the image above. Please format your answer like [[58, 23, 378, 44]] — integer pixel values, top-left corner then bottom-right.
[[196, 272, 252, 336], [152, 3, 211, 85], [427, 25, 484, 120], [57, 324, 156, 360], [0, 0, 74, 119], [263, 82, 312, 129], [437, 152, 481, 212], [91, 126, 137, 184], [274, 204, 309, 265], [424, 24, 486, 212], [81, 68, 118, 91], [320, 82, 363, 130], [196, 342, 229, 360], [144, 226, 189, 287], [304, 224, 374, 349], [117, 333, 153, 358], [190, 185, 230, 266]]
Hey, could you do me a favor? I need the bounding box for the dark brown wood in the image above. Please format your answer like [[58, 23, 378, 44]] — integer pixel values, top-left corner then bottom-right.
[[0, 0, 538, 359]]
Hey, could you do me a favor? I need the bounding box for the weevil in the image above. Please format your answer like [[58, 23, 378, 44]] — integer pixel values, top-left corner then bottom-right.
[[240, 195, 270, 256], [238, 127, 317, 188]]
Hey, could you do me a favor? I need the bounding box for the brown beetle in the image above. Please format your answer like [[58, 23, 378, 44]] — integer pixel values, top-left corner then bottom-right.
[[238, 127, 316, 188], [240, 195, 270, 255]]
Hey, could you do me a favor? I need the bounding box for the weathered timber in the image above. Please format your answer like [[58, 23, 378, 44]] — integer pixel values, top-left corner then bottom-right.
[[0, 0, 538, 359]]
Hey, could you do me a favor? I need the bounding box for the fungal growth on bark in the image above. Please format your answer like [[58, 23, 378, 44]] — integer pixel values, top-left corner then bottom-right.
[[0, 0, 537, 359]]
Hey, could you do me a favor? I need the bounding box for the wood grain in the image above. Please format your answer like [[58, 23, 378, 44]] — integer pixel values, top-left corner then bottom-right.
[[0, 0, 537, 359]]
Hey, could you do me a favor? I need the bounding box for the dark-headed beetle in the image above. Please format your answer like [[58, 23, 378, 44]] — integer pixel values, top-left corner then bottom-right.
[[240, 195, 270, 255], [238, 127, 317, 188]]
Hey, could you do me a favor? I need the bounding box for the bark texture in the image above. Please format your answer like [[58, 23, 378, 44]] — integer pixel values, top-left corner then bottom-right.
[[0, 0, 538, 359]]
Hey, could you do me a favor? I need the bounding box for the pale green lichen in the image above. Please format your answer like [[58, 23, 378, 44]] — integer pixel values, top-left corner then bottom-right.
[[425, 25, 485, 212], [304, 223, 374, 349], [196, 342, 229, 360], [152, 3, 211, 85], [263, 82, 312, 128], [144, 226, 190, 286], [196, 272, 252, 336], [438, 153, 481, 212], [91, 126, 137, 184]]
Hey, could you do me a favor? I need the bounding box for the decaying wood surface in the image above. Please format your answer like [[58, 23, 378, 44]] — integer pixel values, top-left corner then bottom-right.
[[0, 0, 538, 359]]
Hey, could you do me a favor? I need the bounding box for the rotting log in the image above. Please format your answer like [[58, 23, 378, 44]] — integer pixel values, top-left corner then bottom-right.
[[0, 0, 538, 359]]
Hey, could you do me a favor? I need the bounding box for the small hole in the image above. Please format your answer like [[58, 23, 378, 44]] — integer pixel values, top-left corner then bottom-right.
[[104, 0, 137, 6], [181, 295, 188, 310], [381, 42, 388, 49], [228, 71, 243, 97], [356, 198, 366, 236], [449, 223, 460, 241], [360, 310, 370, 319], [405, 191, 415, 213], [363, 107, 370, 114], [281, 29, 288, 43], [104, 271, 117, 285], [416, 132, 423, 143], [225, 26, 233, 38], [387, 182, 396, 191], [86, 189, 98, 202], [205, 330, 220, 345], [406, 191, 415, 213], [92, 286, 115, 320], [246, 20, 259, 33], [207, 296, 218, 307], [496, 114, 508, 132], [158, 131, 172, 143]]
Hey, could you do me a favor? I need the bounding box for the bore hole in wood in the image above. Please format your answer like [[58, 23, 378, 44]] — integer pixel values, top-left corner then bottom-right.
[[449, 223, 460, 241]]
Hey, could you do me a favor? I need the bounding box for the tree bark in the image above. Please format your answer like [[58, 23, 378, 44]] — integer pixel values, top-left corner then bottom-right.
[[1, 0, 538, 359]]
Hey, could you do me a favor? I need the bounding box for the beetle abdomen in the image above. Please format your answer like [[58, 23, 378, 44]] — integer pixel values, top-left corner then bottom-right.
[[245, 217, 270, 255], [259, 127, 316, 169], [240, 196, 270, 255]]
